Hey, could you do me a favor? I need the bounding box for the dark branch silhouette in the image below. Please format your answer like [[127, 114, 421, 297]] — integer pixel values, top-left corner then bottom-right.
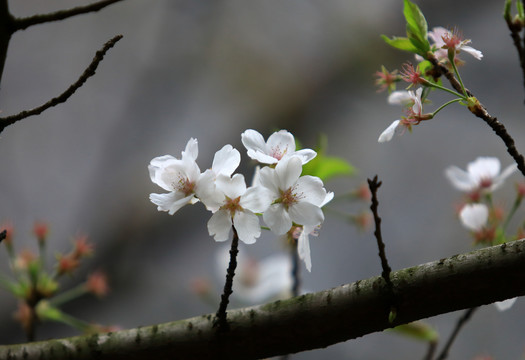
[[0, 35, 123, 134], [12, 0, 125, 31]]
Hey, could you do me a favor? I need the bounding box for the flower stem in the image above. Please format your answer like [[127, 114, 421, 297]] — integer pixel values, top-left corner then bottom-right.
[[290, 239, 300, 297], [503, 195, 522, 232], [431, 98, 463, 118], [214, 225, 239, 332], [423, 79, 466, 99], [449, 54, 467, 96], [48, 283, 88, 307]]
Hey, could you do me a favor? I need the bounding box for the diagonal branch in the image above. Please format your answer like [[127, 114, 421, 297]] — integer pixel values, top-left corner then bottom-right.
[[2, 238, 525, 360], [0, 35, 123, 134], [12, 0, 125, 32]]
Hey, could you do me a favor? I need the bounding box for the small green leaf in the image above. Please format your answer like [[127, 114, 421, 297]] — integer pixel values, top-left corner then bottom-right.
[[403, 0, 430, 53], [391, 321, 439, 342], [504, 0, 512, 21], [381, 35, 419, 53], [300, 134, 355, 181], [517, 0, 524, 19]]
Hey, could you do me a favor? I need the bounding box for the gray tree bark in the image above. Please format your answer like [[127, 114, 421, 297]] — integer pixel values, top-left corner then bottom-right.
[[1, 238, 524, 360]]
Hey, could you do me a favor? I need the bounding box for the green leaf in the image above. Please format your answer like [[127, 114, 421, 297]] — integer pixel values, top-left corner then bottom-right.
[[381, 35, 420, 53], [403, 0, 430, 53], [504, 0, 512, 21], [391, 321, 439, 342], [518, 0, 524, 19], [300, 134, 355, 181]]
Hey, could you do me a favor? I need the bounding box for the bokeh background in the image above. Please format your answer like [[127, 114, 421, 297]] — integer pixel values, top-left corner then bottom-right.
[[0, 0, 524, 358]]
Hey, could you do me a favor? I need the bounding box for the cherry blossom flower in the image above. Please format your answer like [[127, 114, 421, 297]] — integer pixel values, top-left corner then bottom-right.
[[459, 203, 489, 232], [148, 138, 204, 214], [202, 173, 271, 244], [379, 88, 430, 142], [241, 129, 316, 165], [428, 26, 483, 62], [216, 246, 292, 303], [259, 156, 331, 235], [445, 157, 517, 193]]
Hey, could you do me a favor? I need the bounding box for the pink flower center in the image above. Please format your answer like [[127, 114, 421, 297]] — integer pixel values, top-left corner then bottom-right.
[[270, 145, 288, 160], [221, 196, 243, 217], [174, 175, 195, 196], [479, 177, 492, 189], [280, 185, 302, 209]]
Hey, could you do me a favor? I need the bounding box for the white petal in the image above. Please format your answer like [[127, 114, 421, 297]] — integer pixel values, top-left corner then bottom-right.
[[388, 91, 412, 106], [460, 45, 483, 60], [182, 138, 199, 161], [258, 166, 280, 196], [492, 163, 518, 191], [266, 130, 296, 158], [289, 201, 324, 227], [263, 204, 292, 235], [297, 227, 312, 272], [295, 175, 327, 207], [233, 211, 261, 244], [321, 191, 335, 207], [241, 129, 267, 154], [208, 210, 232, 242], [293, 149, 317, 164], [247, 151, 280, 164], [212, 145, 240, 176], [378, 120, 400, 143], [445, 166, 477, 192], [275, 156, 302, 189], [494, 297, 517, 311], [459, 204, 488, 231], [149, 192, 195, 215], [195, 170, 223, 212], [468, 157, 500, 181], [428, 27, 448, 46], [240, 186, 272, 213], [216, 173, 246, 199]]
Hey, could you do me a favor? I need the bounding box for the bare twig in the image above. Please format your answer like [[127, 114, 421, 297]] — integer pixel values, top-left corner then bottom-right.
[[0, 229, 6, 243], [427, 55, 525, 178], [12, 0, 125, 31], [367, 176, 393, 289], [0, 34, 123, 134], [435, 307, 478, 360], [214, 226, 240, 332], [504, 9, 525, 102], [290, 239, 300, 297]]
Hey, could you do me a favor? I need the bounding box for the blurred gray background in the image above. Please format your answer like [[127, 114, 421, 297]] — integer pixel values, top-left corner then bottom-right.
[[0, 0, 524, 359]]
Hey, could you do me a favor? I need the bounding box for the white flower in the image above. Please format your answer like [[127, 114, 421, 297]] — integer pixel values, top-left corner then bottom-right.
[[428, 27, 483, 61], [259, 156, 330, 235], [241, 129, 316, 165], [459, 203, 488, 231], [494, 297, 517, 312], [216, 246, 292, 304], [149, 138, 205, 214], [203, 173, 271, 244], [379, 88, 424, 143], [445, 157, 517, 193]]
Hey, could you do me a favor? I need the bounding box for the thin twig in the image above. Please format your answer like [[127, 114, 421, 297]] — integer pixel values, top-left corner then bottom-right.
[[427, 55, 525, 178], [12, 0, 125, 32], [0, 229, 6, 243], [504, 14, 525, 102], [0, 34, 123, 134], [423, 341, 437, 360], [367, 176, 392, 289], [214, 226, 240, 332], [435, 307, 477, 360]]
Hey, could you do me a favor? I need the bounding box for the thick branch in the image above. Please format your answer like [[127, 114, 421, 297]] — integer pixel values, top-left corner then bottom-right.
[[2, 239, 525, 360], [12, 0, 125, 31]]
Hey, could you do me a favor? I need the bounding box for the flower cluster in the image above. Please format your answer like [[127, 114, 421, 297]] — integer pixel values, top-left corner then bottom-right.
[[445, 157, 521, 311], [0, 223, 113, 339], [149, 129, 333, 271], [377, 1, 483, 143]]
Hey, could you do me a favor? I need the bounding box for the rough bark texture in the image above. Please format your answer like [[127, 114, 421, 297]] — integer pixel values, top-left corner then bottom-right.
[[1, 239, 525, 360]]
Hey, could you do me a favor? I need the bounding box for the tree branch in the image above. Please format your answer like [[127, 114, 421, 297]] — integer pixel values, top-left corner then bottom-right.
[[0, 35, 123, 134], [11, 0, 125, 31], [2, 238, 525, 360]]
